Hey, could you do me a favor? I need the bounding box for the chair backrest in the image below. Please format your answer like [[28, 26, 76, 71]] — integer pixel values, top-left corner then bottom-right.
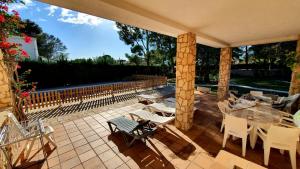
[[218, 101, 231, 115], [250, 91, 263, 97], [224, 115, 248, 137], [267, 125, 299, 150], [7, 113, 29, 137]]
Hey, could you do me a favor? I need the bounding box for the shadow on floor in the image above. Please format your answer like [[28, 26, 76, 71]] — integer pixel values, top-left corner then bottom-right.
[[108, 133, 175, 169], [153, 127, 196, 160]]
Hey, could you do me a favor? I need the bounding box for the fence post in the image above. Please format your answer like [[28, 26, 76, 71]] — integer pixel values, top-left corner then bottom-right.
[[111, 84, 115, 103]]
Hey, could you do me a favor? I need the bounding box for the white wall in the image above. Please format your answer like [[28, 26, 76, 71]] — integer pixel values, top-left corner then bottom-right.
[[8, 36, 39, 60]]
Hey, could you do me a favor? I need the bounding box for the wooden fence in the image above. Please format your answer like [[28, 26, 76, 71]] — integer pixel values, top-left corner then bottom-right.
[[24, 76, 167, 111]]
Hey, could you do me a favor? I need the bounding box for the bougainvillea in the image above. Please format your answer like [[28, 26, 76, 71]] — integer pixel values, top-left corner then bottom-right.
[[0, 0, 36, 120]]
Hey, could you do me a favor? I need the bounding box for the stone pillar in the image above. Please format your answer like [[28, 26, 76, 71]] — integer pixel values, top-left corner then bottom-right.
[[289, 36, 300, 95], [217, 47, 232, 100], [0, 50, 13, 108], [175, 32, 196, 131]]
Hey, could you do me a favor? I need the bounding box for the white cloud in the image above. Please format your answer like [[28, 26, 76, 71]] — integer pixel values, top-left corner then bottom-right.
[[58, 12, 104, 26], [60, 8, 73, 17], [112, 22, 120, 31], [10, 0, 33, 10], [46, 5, 58, 16]]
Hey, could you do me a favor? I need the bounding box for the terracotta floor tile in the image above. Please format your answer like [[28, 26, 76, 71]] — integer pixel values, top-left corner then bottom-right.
[[70, 134, 84, 142], [79, 149, 97, 162], [60, 156, 81, 169], [73, 138, 88, 148], [94, 144, 111, 155], [59, 149, 77, 162], [86, 134, 100, 142], [47, 156, 60, 168], [68, 130, 81, 138], [104, 155, 124, 169], [57, 139, 71, 147], [57, 144, 74, 155], [98, 149, 117, 162], [75, 144, 92, 155], [72, 164, 84, 169], [126, 159, 140, 169], [82, 156, 106, 169], [90, 139, 105, 148], [116, 163, 130, 169]]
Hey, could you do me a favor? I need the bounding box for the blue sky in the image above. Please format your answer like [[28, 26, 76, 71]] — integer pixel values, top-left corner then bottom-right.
[[11, 0, 131, 60]]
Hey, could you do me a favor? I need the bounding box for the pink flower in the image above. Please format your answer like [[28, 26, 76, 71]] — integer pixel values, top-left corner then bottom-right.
[[1, 6, 8, 12], [8, 49, 17, 55], [21, 92, 29, 98], [0, 42, 11, 48], [0, 15, 5, 23], [24, 36, 32, 44], [12, 10, 19, 16], [21, 50, 29, 58], [15, 64, 21, 69]]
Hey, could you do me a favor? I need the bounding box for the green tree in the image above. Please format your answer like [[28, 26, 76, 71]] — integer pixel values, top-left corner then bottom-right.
[[116, 22, 156, 66], [20, 19, 42, 37], [37, 33, 67, 62], [94, 54, 116, 65], [125, 53, 142, 66]]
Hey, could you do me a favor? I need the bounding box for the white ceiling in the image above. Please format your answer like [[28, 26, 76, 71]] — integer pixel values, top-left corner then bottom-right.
[[40, 0, 300, 48]]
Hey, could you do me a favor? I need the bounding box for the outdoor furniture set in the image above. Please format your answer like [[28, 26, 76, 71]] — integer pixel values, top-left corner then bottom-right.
[[219, 91, 300, 169]]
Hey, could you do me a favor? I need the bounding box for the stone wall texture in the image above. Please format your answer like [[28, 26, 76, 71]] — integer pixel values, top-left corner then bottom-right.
[[217, 47, 232, 101], [0, 50, 12, 108], [289, 36, 300, 95], [175, 32, 196, 131]]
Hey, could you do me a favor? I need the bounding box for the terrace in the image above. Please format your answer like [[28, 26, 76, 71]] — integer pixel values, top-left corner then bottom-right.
[[1, 0, 300, 169], [7, 92, 297, 169]]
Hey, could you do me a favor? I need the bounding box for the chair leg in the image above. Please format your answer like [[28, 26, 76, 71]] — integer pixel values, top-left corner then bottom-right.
[[220, 120, 224, 132], [45, 134, 57, 147], [222, 132, 228, 148], [264, 145, 270, 166], [242, 137, 247, 157], [25, 138, 35, 160], [289, 149, 297, 169]]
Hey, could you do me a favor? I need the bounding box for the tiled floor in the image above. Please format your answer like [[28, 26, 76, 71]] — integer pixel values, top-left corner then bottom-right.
[[18, 93, 299, 169]]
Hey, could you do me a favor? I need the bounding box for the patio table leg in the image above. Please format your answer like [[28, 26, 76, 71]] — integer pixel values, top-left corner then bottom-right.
[[250, 125, 258, 149]]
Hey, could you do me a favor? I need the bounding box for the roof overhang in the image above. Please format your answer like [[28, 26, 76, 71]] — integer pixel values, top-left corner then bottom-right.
[[39, 0, 300, 48]]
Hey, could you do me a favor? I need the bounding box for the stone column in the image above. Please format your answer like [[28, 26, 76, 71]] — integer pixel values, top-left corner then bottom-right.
[[175, 32, 196, 131], [217, 47, 232, 100], [0, 50, 13, 108], [289, 36, 300, 95]]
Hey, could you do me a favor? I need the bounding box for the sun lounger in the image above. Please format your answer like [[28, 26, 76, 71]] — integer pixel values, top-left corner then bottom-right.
[[130, 109, 175, 125], [107, 116, 155, 147], [136, 94, 163, 103], [147, 102, 176, 116]]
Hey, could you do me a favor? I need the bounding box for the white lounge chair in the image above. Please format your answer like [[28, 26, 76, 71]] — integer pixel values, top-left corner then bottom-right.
[[130, 109, 175, 126], [136, 94, 163, 103], [0, 112, 56, 168]]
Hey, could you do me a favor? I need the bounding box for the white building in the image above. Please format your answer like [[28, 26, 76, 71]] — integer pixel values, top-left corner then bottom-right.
[[8, 36, 39, 60]]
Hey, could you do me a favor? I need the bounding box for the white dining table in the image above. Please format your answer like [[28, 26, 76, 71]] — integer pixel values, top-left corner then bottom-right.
[[230, 103, 283, 149]]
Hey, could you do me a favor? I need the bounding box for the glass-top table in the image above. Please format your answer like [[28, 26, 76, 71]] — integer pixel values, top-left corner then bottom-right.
[[230, 103, 283, 149]]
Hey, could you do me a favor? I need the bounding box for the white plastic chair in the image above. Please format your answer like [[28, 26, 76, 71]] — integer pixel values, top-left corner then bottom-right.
[[257, 125, 299, 169], [217, 100, 232, 132], [222, 115, 253, 157]]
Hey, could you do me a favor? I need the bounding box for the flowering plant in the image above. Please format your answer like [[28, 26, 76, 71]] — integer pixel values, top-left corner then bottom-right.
[[0, 0, 36, 120]]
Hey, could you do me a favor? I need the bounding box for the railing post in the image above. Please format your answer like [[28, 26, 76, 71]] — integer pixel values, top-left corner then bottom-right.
[[111, 84, 115, 103]]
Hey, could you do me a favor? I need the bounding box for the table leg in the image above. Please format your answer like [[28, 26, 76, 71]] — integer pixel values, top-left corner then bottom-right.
[[250, 125, 258, 149]]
